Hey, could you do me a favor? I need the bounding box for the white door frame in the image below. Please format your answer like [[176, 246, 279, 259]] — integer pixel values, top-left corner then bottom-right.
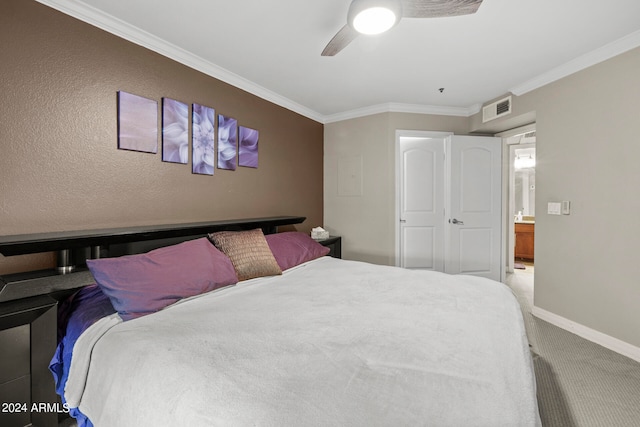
[[395, 130, 452, 267], [395, 126, 536, 281], [496, 124, 536, 274]]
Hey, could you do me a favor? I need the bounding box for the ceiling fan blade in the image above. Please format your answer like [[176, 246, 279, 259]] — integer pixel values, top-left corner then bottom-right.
[[401, 0, 483, 18], [321, 24, 360, 56]]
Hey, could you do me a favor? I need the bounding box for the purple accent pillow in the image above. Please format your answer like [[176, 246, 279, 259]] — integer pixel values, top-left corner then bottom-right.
[[266, 232, 330, 271], [86, 238, 238, 321]]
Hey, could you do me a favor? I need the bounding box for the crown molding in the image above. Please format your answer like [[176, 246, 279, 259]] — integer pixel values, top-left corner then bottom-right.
[[35, 1, 640, 126], [511, 29, 640, 96], [33, 0, 483, 125], [323, 102, 480, 124], [35, 0, 325, 123]]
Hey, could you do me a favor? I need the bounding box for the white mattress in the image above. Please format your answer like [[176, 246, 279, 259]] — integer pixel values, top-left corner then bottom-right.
[[68, 257, 541, 426]]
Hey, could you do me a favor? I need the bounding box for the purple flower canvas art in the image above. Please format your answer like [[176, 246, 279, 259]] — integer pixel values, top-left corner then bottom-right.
[[239, 126, 259, 168], [117, 91, 158, 153], [217, 115, 237, 170], [162, 98, 188, 164], [192, 103, 215, 175]]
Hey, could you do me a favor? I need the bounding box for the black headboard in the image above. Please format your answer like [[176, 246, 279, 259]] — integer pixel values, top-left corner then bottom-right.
[[0, 216, 305, 303], [0, 216, 305, 427], [0, 216, 304, 427]]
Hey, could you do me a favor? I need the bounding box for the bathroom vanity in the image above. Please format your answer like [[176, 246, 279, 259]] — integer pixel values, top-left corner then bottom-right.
[[514, 221, 535, 261]]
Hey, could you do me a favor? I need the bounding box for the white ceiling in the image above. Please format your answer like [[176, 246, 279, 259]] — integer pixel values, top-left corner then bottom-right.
[[38, 0, 640, 123]]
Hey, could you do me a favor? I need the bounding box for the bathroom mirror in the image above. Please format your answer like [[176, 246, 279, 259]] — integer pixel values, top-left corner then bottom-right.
[[514, 147, 535, 217]]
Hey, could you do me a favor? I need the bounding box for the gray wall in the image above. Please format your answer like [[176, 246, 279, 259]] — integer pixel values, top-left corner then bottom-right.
[[527, 47, 640, 348], [324, 112, 469, 265], [325, 46, 640, 350], [468, 46, 640, 349]]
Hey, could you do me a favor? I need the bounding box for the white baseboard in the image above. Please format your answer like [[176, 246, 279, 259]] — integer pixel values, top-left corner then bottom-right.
[[531, 306, 640, 364]]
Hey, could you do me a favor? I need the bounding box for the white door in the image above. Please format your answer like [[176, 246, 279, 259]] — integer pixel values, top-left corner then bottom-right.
[[446, 135, 502, 281], [398, 133, 502, 281], [398, 136, 445, 270]]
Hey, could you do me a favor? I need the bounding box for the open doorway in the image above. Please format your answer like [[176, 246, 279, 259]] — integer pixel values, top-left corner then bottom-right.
[[497, 125, 535, 308], [498, 125, 536, 277], [512, 143, 535, 271]]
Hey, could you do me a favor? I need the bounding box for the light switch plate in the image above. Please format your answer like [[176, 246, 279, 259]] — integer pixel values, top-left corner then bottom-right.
[[561, 200, 571, 215], [548, 202, 561, 215]]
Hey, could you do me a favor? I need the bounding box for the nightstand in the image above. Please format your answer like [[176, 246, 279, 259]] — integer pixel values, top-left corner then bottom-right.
[[316, 236, 342, 259], [0, 295, 58, 427]]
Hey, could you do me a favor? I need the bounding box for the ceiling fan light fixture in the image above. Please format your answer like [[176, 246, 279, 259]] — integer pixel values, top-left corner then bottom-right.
[[352, 7, 396, 34], [348, 0, 402, 35]]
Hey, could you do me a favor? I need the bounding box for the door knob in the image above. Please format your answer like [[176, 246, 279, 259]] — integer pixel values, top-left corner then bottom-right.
[[451, 218, 464, 225]]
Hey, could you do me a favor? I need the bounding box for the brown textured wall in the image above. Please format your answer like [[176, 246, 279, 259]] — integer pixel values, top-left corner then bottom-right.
[[0, 0, 323, 274]]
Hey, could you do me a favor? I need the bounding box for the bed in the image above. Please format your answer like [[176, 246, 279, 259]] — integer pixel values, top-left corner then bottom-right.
[[0, 217, 541, 427]]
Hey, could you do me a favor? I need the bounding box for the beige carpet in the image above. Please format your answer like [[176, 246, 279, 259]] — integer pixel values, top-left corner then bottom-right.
[[506, 266, 640, 426]]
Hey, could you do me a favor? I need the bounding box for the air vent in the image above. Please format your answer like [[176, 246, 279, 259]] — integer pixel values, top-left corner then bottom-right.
[[482, 96, 512, 123]]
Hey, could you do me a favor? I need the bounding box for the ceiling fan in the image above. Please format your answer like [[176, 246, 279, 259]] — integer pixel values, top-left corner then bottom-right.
[[321, 0, 484, 56]]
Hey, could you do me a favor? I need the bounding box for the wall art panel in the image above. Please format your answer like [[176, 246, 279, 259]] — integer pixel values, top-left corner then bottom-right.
[[117, 91, 158, 153], [162, 98, 189, 164], [217, 114, 237, 171], [239, 126, 259, 168], [192, 103, 215, 175]]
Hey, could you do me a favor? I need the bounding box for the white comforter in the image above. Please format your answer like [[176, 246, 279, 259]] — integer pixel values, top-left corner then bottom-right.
[[69, 257, 541, 426]]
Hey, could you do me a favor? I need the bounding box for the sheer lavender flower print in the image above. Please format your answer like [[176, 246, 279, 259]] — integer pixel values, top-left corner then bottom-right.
[[117, 91, 158, 153], [217, 115, 237, 170], [239, 126, 258, 168], [192, 103, 215, 175], [162, 98, 188, 164]]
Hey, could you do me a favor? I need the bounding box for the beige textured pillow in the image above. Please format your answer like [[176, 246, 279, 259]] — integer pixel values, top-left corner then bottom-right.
[[208, 229, 282, 281]]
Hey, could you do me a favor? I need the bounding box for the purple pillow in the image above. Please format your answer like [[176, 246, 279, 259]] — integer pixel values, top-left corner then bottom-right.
[[86, 238, 237, 321], [265, 232, 330, 271]]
